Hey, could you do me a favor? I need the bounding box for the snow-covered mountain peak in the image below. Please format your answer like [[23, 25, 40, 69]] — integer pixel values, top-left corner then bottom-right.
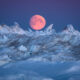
[[45, 24, 56, 35], [0, 25, 12, 34], [46, 24, 53, 32], [67, 24, 75, 32], [12, 22, 26, 35], [62, 24, 80, 36], [0, 23, 26, 35], [62, 24, 75, 33]]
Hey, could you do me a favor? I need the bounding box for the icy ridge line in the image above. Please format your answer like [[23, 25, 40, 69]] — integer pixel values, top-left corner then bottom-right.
[[0, 23, 80, 61], [0, 23, 80, 36]]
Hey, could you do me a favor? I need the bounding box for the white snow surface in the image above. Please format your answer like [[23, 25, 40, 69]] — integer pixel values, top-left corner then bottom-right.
[[0, 23, 80, 63], [18, 45, 27, 52]]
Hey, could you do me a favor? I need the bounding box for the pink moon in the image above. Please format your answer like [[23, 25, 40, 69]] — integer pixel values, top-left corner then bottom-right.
[[29, 15, 46, 30]]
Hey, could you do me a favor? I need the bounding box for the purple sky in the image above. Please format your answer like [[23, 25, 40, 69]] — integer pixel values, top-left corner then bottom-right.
[[0, 0, 80, 31]]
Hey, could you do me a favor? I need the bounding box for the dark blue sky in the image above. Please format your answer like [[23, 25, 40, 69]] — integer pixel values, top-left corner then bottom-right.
[[0, 0, 80, 31]]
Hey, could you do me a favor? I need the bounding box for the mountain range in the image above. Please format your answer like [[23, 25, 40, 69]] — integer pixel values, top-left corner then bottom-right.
[[0, 23, 80, 63]]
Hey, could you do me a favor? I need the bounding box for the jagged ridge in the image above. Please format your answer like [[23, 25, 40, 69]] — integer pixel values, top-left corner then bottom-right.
[[0, 23, 80, 62]]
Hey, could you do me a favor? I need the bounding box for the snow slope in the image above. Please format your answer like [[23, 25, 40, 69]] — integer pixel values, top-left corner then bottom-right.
[[0, 23, 80, 62]]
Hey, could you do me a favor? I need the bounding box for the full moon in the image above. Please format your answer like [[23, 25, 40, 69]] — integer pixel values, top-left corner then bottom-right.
[[29, 15, 46, 30]]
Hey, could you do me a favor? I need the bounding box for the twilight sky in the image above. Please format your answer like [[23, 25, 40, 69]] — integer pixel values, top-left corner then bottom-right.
[[0, 0, 80, 31]]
